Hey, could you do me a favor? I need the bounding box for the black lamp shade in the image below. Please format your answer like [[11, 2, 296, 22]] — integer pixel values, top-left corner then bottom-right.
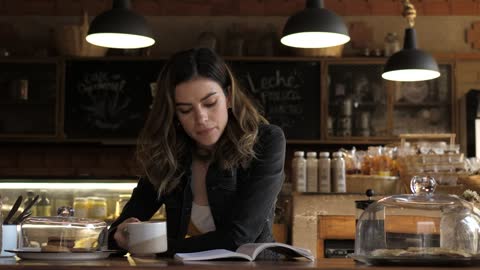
[[382, 28, 440, 82], [86, 0, 155, 49], [281, 0, 350, 48]]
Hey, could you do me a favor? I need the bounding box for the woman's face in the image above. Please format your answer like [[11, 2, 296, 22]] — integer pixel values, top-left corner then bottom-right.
[[175, 77, 230, 150]]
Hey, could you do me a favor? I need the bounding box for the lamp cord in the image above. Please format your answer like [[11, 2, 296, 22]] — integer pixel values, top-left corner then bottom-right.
[[402, 0, 417, 28]]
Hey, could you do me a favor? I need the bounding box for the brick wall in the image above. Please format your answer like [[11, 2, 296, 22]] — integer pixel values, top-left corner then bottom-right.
[[2, 0, 480, 16]]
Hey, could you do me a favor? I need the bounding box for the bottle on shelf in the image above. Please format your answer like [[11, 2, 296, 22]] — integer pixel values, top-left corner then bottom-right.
[[292, 151, 307, 193], [73, 197, 89, 218], [331, 152, 347, 193], [334, 83, 353, 137], [36, 190, 51, 216], [306, 152, 318, 192], [23, 190, 37, 217], [318, 152, 331, 193]]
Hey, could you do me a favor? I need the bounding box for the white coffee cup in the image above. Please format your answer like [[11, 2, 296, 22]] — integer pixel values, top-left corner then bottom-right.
[[127, 221, 167, 255], [1, 225, 19, 257]]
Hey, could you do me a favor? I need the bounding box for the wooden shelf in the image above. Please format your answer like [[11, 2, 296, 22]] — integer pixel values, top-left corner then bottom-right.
[[0, 57, 456, 144], [0, 101, 55, 106], [394, 102, 451, 107]]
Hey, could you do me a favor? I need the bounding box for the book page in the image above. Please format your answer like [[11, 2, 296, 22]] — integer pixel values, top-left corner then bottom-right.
[[174, 249, 252, 261], [236, 243, 314, 261]]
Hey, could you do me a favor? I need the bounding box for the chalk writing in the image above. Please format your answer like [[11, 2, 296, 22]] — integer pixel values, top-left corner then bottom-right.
[[230, 61, 320, 139], [65, 60, 163, 139], [76, 72, 139, 131]]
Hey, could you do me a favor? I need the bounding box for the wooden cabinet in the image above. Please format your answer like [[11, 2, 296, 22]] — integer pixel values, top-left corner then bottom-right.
[[322, 59, 455, 144], [0, 59, 59, 139], [317, 215, 356, 258], [0, 57, 457, 144]]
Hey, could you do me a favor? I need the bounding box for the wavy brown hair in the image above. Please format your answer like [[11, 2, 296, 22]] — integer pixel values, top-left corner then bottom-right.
[[136, 48, 267, 195]]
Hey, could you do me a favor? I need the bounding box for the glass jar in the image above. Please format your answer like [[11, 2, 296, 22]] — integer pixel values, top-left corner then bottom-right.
[[384, 32, 400, 57], [115, 194, 131, 218], [73, 197, 89, 218], [88, 197, 107, 220]]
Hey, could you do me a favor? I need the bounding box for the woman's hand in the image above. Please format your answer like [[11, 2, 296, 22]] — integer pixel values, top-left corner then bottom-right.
[[113, 217, 141, 250]]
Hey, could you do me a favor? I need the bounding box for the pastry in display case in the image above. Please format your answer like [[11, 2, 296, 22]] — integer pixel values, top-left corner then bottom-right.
[[352, 175, 480, 266], [7, 206, 116, 260], [20, 207, 107, 252]]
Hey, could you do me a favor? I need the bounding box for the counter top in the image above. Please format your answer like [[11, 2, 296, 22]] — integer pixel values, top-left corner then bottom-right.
[[0, 257, 480, 270]]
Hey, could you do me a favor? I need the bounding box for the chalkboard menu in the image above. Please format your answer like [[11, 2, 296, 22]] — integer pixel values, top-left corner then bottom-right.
[[64, 59, 321, 141], [64, 60, 164, 139], [230, 60, 321, 140]]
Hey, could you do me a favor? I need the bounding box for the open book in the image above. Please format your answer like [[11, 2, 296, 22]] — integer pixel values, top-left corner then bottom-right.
[[174, 242, 314, 262]]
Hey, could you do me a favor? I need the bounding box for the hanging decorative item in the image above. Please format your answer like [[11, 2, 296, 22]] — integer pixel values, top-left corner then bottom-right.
[[382, 0, 440, 82]]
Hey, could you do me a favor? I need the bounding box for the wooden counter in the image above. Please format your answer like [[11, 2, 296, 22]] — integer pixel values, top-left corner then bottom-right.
[[0, 257, 479, 270]]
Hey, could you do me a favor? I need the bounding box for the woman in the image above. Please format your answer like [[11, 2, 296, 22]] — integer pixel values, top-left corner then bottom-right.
[[108, 48, 286, 256]]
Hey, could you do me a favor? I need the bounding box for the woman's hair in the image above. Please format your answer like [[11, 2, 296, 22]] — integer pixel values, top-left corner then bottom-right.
[[137, 48, 267, 195]]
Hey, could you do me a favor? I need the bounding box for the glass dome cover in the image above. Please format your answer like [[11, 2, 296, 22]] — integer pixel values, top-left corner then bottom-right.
[[20, 207, 108, 252], [353, 176, 480, 264]]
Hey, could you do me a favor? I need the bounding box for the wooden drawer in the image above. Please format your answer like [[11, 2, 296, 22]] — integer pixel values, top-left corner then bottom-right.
[[317, 215, 355, 258]]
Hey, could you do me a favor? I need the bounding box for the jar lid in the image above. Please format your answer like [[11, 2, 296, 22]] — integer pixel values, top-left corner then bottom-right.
[[22, 207, 106, 228], [379, 176, 463, 208], [319, 152, 330, 157], [306, 152, 317, 157], [294, 151, 305, 157]]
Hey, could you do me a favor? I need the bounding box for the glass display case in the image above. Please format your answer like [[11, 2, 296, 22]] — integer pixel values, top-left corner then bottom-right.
[[20, 209, 108, 252], [352, 176, 480, 266], [0, 179, 165, 223]]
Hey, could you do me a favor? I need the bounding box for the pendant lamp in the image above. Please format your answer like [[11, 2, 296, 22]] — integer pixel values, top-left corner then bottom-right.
[[86, 0, 155, 49], [382, 0, 440, 82], [281, 0, 350, 48]]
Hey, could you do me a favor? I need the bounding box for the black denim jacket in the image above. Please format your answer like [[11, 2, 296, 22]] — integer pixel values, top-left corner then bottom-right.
[[108, 124, 286, 256]]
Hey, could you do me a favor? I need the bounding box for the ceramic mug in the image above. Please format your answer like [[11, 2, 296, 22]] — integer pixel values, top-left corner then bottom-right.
[[0, 225, 18, 257], [127, 221, 167, 255]]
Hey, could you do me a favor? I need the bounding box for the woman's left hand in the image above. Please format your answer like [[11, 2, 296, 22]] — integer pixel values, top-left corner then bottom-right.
[[113, 217, 141, 249]]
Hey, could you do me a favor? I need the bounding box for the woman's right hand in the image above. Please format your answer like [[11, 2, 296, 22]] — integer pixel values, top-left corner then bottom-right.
[[113, 217, 141, 250]]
